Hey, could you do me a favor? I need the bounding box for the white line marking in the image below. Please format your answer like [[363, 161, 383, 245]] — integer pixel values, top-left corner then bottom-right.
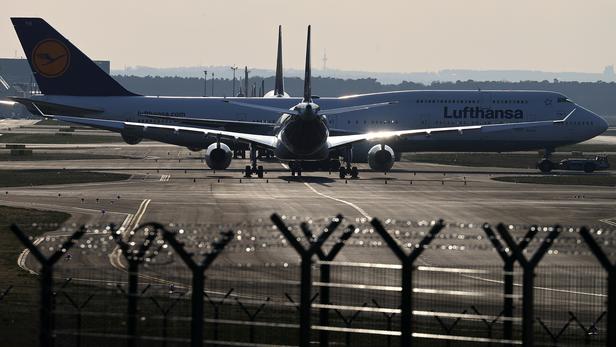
[[460, 273, 606, 298], [417, 257, 605, 298], [17, 237, 44, 275], [108, 199, 151, 271], [302, 181, 371, 219], [599, 217, 616, 227]]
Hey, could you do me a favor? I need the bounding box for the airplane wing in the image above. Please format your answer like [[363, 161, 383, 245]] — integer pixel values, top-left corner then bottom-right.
[[142, 113, 356, 136], [327, 109, 575, 150], [142, 113, 276, 135], [223, 100, 300, 115], [52, 115, 278, 149], [323, 101, 398, 115], [224, 100, 398, 116]]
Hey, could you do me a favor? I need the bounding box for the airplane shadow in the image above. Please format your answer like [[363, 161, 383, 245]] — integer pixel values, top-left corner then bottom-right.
[[279, 176, 336, 184]]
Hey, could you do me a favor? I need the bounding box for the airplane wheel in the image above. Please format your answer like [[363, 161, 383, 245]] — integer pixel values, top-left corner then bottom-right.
[[339, 167, 347, 179], [350, 166, 359, 178], [291, 170, 296, 176], [245, 165, 252, 177], [297, 170, 302, 177], [537, 159, 553, 173], [257, 165, 264, 178]]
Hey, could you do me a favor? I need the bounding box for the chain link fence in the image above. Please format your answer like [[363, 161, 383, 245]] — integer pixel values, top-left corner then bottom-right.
[[1, 215, 614, 346]]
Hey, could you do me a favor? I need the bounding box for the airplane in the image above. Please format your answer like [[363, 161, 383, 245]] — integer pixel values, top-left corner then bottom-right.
[[7, 17, 608, 178]]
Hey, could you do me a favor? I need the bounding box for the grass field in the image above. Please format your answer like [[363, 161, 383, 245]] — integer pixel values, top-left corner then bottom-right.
[[0, 205, 71, 284], [0, 206, 71, 346], [492, 175, 616, 187], [560, 143, 616, 153], [602, 129, 616, 136], [403, 153, 570, 169], [403, 151, 614, 169], [0, 133, 122, 144], [0, 152, 127, 161], [0, 170, 131, 188], [34, 119, 70, 126]]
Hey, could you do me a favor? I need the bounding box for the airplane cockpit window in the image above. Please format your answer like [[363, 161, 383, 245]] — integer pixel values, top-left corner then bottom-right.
[[557, 97, 573, 103]]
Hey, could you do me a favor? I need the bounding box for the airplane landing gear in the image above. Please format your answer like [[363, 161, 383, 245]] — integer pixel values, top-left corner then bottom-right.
[[290, 161, 302, 177], [537, 148, 555, 173], [339, 147, 359, 179], [338, 166, 359, 179], [244, 144, 265, 178]]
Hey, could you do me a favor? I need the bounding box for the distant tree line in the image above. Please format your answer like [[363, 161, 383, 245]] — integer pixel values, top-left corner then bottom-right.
[[112, 75, 616, 115]]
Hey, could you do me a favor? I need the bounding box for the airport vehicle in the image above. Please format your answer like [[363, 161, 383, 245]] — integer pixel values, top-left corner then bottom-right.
[[538, 155, 609, 173], [7, 18, 609, 177]]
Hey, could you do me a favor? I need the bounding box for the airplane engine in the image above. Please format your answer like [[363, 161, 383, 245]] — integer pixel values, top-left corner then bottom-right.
[[368, 144, 395, 172], [120, 129, 142, 145], [204, 142, 232, 170]]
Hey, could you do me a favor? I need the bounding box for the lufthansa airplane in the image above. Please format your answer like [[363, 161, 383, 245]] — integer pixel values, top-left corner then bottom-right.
[[8, 18, 608, 178]]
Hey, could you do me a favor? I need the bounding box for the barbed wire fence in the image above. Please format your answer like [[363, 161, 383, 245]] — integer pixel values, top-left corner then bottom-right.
[[2, 214, 615, 347]]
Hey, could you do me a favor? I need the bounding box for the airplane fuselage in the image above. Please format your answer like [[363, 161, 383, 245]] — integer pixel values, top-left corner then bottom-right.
[[33, 89, 607, 158]]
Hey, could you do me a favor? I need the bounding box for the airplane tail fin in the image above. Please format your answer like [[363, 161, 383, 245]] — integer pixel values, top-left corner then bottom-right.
[[11, 17, 137, 96], [302, 25, 311, 102], [274, 25, 285, 97]]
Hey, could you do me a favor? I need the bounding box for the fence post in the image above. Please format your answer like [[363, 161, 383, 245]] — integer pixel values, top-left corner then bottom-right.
[[300, 223, 355, 347], [10, 224, 86, 347], [371, 218, 445, 347], [579, 227, 616, 347], [150, 292, 185, 347], [235, 297, 271, 343], [162, 226, 234, 347], [495, 224, 561, 347], [62, 292, 94, 347], [204, 288, 234, 342], [109, 223, 164, 347], [271, 214, 341, 347], [483, 224, 539, 345]]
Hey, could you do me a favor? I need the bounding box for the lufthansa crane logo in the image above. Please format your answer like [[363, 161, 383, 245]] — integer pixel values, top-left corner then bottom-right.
[[32, 39, 70, 78]]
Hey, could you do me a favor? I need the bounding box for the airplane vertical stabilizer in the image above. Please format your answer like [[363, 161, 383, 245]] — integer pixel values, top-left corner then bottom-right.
[[11, 17, 137, 96], [303, 25, 311, 102], [274, 25, 285, 97]]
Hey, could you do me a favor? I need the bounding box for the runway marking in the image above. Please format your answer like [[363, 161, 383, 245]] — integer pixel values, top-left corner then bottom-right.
[[302, 181, 371, 219], [280, 161, 372, 218], [159, 174, 171, 182], [460, 273, 607, 298], [416, 256, 606, 298], [599, 217, 616, 227], [16, 200, 145, 276], [17, 236, 44, 275], [108, 199, 151, 271]]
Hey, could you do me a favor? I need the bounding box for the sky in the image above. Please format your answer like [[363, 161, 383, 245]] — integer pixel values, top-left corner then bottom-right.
[[2, 0, 616, 73]]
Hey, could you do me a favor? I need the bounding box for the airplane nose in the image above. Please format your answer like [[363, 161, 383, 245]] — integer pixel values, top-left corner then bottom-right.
[[594, 112, 609, 135]]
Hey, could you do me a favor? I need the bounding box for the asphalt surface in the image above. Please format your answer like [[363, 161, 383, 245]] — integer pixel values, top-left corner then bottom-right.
[[1, 120, 614, 343]]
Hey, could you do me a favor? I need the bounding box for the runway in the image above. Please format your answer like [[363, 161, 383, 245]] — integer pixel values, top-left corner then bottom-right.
[[1, 131, 614, 345]]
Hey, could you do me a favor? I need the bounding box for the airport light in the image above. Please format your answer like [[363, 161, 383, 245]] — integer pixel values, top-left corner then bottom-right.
[[230, 66, 238, 96], [211, 72, 215, 96], [203, 70, 207, 97]]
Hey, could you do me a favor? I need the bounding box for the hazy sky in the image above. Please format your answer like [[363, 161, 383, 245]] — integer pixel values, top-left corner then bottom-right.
[[3, 0, 616, 73]]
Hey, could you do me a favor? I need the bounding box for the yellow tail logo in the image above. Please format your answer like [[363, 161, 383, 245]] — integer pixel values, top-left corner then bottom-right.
[[32, 39, 70, 78]]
